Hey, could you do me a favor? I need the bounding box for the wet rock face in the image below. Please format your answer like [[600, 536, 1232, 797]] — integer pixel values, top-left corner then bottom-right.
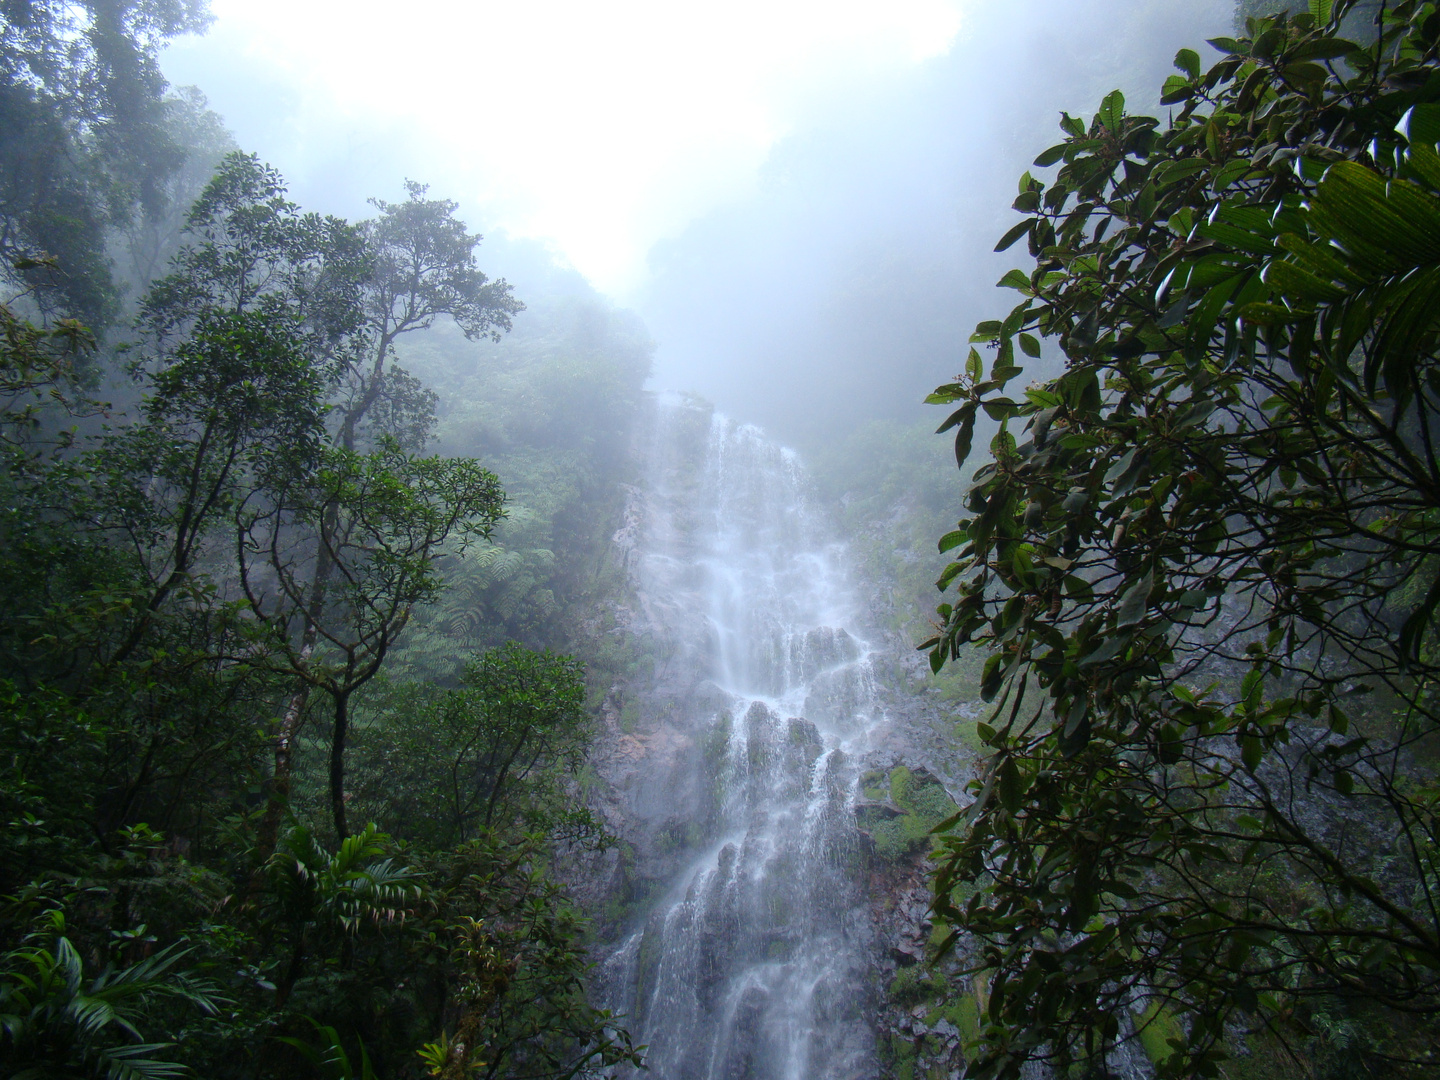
[[572, 397, 1171, 1080], [587, 397, 889, 1080], [795, 626, 862, 680], [574, 395, 1032, 1080], [604, 698, 877, 1078], [869, 867, 968, 1080]]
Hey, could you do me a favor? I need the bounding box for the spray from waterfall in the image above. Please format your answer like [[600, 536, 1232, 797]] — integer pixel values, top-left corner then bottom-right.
[[603, 394, 890, 1080]]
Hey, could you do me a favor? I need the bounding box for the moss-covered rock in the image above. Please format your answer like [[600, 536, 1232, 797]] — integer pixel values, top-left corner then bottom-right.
[[857, 765, 958, 862]]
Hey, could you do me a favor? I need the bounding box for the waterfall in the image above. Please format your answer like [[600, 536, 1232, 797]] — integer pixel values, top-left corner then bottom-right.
[[600, 394, 885, 1080]]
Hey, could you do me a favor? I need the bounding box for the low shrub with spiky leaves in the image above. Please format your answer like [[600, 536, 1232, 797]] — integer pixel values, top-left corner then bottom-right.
[[0, 905, 222, 1079], [261, 823, 423, 1008]]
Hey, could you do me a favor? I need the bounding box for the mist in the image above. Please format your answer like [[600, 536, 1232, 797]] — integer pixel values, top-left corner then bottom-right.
[[636, 0, 1233, 449], [161, 0, 1232, 453], [11, 2, 1430, 1077]]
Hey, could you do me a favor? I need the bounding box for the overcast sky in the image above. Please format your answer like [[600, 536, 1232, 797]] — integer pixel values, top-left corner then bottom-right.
[[628, 0, 1233, 445], [162, 0, 1233, 446], [162, 0, 969, 296]]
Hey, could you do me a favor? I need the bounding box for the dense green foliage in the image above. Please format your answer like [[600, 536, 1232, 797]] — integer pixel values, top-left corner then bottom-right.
[[0, 0, 212, 326], [389, 295, 652, 662], [809, 419, 988, 714], [343, 645, 602, 850], [858, 766, 958, 862], [927, 1, 1440, 1076], [0, 11, 647, 1072]]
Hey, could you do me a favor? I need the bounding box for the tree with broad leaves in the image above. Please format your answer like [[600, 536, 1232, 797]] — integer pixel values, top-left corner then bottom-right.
[[135, 152, 371, 355], [238, 438, 503, 842], [925, 1, 1440, 1077], [415, 835, 644, 1080], [339, 181, 523, 454], [347, 643, 604, 850], [133, 154, 513, 843]]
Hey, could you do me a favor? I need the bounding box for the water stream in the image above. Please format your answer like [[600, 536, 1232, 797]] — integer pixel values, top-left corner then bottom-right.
[[603, 395, 885, 1080]]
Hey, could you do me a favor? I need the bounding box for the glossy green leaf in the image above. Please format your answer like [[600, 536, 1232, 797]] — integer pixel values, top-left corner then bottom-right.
[[998, 269, 1033, 293], [1098, 89, 1125, 133], [1115, 572, 1153, 628], [994, 220, 1034, 253]]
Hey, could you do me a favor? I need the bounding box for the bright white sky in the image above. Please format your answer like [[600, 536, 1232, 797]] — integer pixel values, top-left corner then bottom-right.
[[162, 0, 969, 296]]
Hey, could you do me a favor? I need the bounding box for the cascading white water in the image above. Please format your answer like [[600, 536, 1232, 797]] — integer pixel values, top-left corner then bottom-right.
[[603, 394, 886, 1080]]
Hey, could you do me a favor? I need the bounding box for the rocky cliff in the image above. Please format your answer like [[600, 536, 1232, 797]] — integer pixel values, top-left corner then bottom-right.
[[565, 393, 992, 1080]]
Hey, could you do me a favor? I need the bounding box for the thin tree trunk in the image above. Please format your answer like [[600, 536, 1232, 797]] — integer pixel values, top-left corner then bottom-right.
[[275, 933, 306, 1008], [338, 334, 393, 453], [255, 490, 338, 859], [254, 668, 311, 862], [330, 689, 351, 840]]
